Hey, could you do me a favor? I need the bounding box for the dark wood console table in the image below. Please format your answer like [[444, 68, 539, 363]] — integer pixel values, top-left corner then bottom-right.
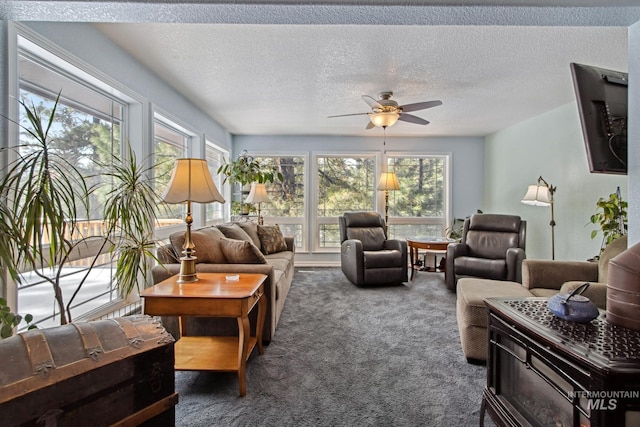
[[482, 297, 640, 427]]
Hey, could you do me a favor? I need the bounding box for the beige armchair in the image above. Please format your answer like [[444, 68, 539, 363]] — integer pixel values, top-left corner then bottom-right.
[[522, 234, 628, 309], [456, 234, 628, 364]]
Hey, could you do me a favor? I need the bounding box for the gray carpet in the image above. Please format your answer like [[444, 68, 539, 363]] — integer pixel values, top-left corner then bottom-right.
[[174, 268, 491, 426]]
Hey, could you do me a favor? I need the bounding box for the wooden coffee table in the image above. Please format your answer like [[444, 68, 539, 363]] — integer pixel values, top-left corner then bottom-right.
[[141, 272, 267, 397], [406, 237, 456, 280]]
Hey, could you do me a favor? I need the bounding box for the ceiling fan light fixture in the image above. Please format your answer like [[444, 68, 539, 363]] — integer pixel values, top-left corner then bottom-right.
[[369, 111, 399, 128]]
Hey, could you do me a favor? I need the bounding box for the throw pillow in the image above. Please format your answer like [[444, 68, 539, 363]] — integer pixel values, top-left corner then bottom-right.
[[257, 224, 288, 255], [169, 226, 227, 264], [219, 237, 267, 264], [237, 221, 262, 251], [217, 223, 254, 242]]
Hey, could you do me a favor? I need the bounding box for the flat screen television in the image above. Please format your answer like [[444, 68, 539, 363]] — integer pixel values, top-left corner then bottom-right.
[[570, 62, 628, 175]]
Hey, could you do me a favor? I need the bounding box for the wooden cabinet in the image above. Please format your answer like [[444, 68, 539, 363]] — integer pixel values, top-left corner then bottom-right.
[[482, 298, 640, 427]]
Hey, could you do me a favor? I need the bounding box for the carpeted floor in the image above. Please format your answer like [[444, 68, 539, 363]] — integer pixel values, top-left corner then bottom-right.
[[174, 267, 492, 426]]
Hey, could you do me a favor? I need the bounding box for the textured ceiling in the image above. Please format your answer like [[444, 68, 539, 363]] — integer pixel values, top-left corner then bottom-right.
[[95, 23, 628, 137], [5, 1, 635, 137]]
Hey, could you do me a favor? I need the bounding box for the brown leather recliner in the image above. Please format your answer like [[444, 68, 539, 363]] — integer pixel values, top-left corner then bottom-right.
[[339, 211, 408, 286], [445, 213, 526, 291]]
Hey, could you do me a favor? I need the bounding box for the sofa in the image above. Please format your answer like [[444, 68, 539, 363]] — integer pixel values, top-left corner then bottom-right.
[[152, 220, 295, 343], [456, 235, 628, 363]]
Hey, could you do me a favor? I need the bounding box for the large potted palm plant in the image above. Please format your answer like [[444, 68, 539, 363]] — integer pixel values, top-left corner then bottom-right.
[[0, 93, 163, 327]]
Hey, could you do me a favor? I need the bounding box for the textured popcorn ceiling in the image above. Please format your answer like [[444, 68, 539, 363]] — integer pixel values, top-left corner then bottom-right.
[[95, 23, 628, 136], [6, 1, 637, 137]]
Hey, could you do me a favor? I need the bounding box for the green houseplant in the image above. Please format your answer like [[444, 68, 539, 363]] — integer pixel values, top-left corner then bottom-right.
[[0, 297, 36, 339], [588, 187, 628, 254], [0, 93, 163, 327], [218, 150, 282, 214], [217, 150, 282, 186]]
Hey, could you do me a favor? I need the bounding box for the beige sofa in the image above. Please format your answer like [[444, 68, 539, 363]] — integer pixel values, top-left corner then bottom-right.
[[456, 235, 627, 363], [152, 221, 295, 343]]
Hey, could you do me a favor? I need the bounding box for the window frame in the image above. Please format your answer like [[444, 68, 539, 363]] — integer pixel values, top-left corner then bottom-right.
[[382, 151, 452, 239], [205, 139, 228, 225], [151, 108, 199, 241], [10, 24, 148, 326], [248, 152, 308, 252], [312, 151, 381, 253]]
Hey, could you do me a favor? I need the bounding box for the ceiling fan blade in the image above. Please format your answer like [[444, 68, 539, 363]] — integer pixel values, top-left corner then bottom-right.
[[362, 95, 382, 109], [398, 113, 430, 125], [400, 100, 443, 113], [327, 112, 369, 118], [365, 120, 375, 130]]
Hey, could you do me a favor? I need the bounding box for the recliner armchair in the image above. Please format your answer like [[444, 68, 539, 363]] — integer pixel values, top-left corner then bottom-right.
[[446, 213, 526, 291], [339, 211, 408, 286]]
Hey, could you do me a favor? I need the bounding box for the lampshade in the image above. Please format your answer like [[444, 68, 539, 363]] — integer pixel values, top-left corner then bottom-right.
[[369, 112, 399, 128], [245, 183, 271, 204], [161, 158, 225, 204], [521, 184, 551, 206], [377, 172, 400, 191]]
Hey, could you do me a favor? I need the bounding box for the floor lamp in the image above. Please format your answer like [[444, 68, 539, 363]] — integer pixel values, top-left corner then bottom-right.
[[377, 171, 400, 235], [521, 176, 556, 260], [162, 158, 225, 282], [245, 182, 270, 225]]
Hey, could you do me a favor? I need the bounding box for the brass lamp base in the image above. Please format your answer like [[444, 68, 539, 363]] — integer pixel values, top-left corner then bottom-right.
[[178, 256, 198, 283]]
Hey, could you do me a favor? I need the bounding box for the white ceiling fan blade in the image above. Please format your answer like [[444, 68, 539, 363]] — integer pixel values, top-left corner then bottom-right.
[[365, 120, 375, 130], [362, 95, 382, 109], [400, 100, 443, 113], [328, 112, 369, 118], [398, 113, 430, 125]]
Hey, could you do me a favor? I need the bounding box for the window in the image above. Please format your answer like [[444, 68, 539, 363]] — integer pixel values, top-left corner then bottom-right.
[[16, 47, 127, 328], [386, 155, 449, 239], [315, 154, 377, 250], [253, 155, 306, 250], [205, 140, 226, 223], [153, 117, 189, 228]]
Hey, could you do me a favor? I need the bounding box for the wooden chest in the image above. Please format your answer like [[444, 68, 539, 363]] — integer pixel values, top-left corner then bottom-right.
[[0, 315, 177, 427]]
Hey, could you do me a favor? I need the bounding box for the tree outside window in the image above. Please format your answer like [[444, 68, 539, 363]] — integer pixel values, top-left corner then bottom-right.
[[16, 80, 124, 327], [153, 119, 187, 227], [253, 156, 305, 249], [316, 155, 375, 249], [387, 155, 447, 239]]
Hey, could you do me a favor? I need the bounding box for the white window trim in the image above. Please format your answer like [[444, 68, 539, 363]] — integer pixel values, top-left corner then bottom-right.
[[204, 138, 228, 224], [384, 150, 453, 231], [8, 23, 148, 323], [248, 151, 309, 253], [312, 151, 381, 253]]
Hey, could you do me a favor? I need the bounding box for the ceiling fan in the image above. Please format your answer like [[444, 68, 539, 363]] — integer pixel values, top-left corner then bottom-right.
[[328, 91, 443, 129]]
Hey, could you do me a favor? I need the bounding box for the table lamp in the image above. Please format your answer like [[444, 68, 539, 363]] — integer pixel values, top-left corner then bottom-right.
[[162, 158, 225, 282], [245, 182, 270, 225]]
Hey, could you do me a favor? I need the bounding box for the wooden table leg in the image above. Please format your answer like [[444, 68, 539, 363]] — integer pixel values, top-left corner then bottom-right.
[[256, 289, 266, 355], [409, 245, 416, 281], [237, 315, 250, 397]]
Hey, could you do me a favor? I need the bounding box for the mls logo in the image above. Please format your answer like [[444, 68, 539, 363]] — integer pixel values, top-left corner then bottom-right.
[[587, 398, 617, 411]]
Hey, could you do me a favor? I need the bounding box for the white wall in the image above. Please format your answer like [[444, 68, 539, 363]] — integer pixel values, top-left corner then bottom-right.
[[485, 103, 627, 261]]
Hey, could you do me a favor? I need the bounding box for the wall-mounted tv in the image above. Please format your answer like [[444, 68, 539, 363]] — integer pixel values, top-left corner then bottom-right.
[[570, 62, 628, 175]]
